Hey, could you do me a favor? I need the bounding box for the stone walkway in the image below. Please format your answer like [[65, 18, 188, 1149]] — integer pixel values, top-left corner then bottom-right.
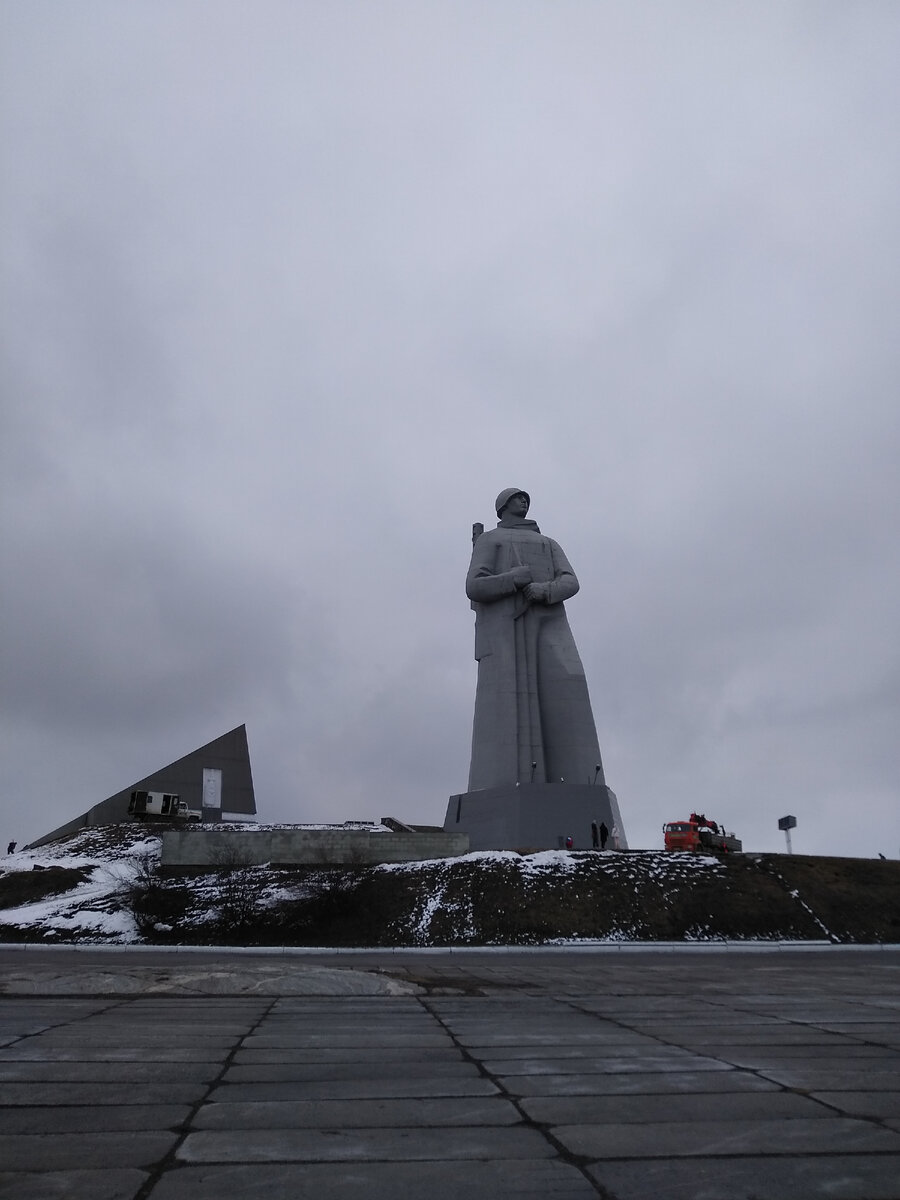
[[0, 947, 898, 1198]]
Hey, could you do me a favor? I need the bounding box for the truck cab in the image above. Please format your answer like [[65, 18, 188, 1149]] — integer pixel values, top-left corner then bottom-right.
[[663, 820, 701, 851], [664, 816, 741, 853]]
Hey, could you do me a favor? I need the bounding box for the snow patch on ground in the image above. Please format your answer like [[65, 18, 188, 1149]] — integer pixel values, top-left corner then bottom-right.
[[0, 829, 164, 943], [186, 821, 391, 832]]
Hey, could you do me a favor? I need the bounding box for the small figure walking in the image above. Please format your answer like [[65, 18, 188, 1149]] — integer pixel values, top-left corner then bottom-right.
[[599, 822, 609, 851], [6, 841, 16, 855]]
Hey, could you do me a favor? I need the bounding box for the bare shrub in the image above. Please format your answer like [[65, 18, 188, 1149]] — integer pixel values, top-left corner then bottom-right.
[[209, 841, 268, 935], [112, 852, 186, 938]]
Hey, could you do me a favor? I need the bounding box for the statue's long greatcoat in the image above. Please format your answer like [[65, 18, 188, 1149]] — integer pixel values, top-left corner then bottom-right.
[[465, 517, 605, 791]]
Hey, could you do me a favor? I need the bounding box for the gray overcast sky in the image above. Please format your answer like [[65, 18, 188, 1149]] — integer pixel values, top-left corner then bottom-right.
[[2, 1, 899, 858]]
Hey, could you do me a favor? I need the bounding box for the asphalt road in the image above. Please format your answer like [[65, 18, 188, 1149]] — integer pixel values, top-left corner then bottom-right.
[[1, 946, 899, 1199]]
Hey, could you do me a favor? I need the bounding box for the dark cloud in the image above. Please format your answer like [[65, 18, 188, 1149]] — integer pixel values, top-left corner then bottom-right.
[[2, 2, 899, 858]]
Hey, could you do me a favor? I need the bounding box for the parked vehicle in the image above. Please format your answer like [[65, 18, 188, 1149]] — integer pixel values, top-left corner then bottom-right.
[[127, 790, 201, 823], [663, 812, 741, 853]]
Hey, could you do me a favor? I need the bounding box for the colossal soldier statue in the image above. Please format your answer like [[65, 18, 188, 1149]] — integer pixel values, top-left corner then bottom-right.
[[466, 487, 606, 790], [446, 488, 626, 850]]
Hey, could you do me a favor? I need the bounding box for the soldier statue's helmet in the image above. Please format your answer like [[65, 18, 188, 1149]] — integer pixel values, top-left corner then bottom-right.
[[495, 488, 530, 516]]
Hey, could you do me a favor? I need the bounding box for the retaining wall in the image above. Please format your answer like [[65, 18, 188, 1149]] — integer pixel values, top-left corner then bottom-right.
[[161, 827, 469, 868]]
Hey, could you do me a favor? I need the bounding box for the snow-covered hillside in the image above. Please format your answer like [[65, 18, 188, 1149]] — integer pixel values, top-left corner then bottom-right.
[[2, 826, 898, 946]]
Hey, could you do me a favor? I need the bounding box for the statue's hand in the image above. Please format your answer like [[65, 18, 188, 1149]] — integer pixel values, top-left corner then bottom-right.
[[511, 566, 533, 587], [523, 582, 550, 603]]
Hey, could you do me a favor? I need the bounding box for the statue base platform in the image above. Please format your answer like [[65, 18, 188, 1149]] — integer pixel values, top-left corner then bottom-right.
[[443, 783, 627, 852]]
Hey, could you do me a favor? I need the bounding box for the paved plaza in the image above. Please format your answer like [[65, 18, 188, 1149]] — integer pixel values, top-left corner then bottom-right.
[[0, 946, 899, 1198]]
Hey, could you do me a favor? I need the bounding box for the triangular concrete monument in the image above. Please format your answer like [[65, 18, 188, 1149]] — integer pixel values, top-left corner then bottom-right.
[[29, 725, 256, 847]]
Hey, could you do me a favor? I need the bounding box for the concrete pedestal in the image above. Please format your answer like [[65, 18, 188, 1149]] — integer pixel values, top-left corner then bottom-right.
[[443, 783, 627, 852]]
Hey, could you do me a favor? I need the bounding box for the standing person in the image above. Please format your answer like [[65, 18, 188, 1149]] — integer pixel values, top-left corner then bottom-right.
[[599, 822, 609, 850], [6, 841, 16, 855], [465, 489, 607, 791], [591, 821, 600, 849]]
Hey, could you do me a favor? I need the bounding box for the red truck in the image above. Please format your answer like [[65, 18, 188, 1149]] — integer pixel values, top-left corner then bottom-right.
[[664, 812, 742, 854]]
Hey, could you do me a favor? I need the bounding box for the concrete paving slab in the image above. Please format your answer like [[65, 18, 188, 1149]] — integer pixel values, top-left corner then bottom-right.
[[268, 1003, 426, 1015], [9, 1033, 243, 1048], [649, 1029, 874, 1046], [242, 1033, 453, 1047], [266, 1001, 425, 1011], [32, 1009, 262, 1021], [809, 1090, 900, 1117], [0, 1104, 192, 1133], [453, 1032, 619, 1046], [0, 1169, 148, 1200], [261, 1010, 430, 1021], [0, 1024, 54, 1039], [0, 964, 420, 996], [758, 1067, 900, 1091], [192, 1096, 522, 1128], [1, 1044, 236, 1062], [12, 1031, 246, 1046], [147, 1159, 598, 1199], [211, 1077, 501, 1101], [0, 1082, 209, 1105], [497, 1069, 782, 1096], [491, 1054, 733, 1076], [255, 1018, 435, 1031], [0, 1060, 222, 1082], [432, 1006, 597, 1017], [221, 1060, 482, 1082], [672, 1041, 892, 1060], [817, 1023, 900, 1036], [461, 1039, 663, 1058], [733, 1006, 893, 1023], [110, 1004, 268, 1015], [0, 1005, 107, 1021], [178, 1125, 554, 1163], [430, 1031, 626, 1046], [520, 1090, 833, 1124], [233, 1046, 466, 1064], [0, 1131, 179, 1170], [574, 1007, 789, 1026], [587, 1154, 900, 1200], [553, 1116, 900, 1158], [713, 1049, 900, 1069]]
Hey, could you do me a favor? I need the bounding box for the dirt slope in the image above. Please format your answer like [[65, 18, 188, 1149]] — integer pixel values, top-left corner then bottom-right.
[[258, 850, 900, 947], [1, 828, 897, 946]]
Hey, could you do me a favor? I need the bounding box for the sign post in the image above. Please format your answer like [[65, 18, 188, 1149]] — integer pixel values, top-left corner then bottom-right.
[[778, 814, 797, 854]]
